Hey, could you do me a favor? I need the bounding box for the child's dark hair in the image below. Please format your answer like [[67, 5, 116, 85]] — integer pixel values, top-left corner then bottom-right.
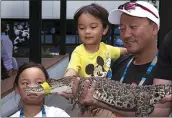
[[13, 62, 49, 87], [74, 3, 109, 29]]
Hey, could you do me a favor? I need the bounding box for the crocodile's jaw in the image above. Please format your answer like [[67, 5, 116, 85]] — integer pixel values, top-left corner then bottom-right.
[[51, 85, 72, 94]]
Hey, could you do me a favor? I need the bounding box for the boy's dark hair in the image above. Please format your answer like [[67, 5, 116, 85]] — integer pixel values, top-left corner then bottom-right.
[[1, 21, 7, 32], [13, 62, 49, 87], [74, 3, 109, 29]]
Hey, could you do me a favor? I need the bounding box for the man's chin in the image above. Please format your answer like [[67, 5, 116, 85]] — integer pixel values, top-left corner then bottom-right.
[[127, 49, 138, 55]]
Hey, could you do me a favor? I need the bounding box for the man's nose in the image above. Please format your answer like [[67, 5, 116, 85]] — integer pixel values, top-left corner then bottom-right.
[[121, 27, 132, 39]]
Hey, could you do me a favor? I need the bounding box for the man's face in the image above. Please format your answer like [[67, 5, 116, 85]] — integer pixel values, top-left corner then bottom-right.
[[119, 13, 158, 55]]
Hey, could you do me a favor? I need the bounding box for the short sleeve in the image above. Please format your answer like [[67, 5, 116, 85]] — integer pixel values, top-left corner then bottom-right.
[[110, 46, 120, 61], [67, 50, 81, 72], [153, 31, 172, 80], [10, 111, 20, 117]]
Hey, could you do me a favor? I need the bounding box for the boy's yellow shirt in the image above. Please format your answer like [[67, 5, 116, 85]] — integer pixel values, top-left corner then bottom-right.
[[67, 42, 120, 78]]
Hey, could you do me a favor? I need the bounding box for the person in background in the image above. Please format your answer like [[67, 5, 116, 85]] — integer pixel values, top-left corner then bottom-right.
[[10, 62, 70, 117], [1, 21, 18, 77], [153, 30, 172, 103]]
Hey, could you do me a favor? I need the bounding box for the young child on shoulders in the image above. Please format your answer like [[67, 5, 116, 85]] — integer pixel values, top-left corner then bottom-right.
[[10, 62, 70, 117], [64, 3, 127, 79], [62, 3, 127, 117]]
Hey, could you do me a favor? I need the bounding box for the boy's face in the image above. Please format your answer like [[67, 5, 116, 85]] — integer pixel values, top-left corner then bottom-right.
[[16, 67, 46, 105], [77, 13, 108, 45]]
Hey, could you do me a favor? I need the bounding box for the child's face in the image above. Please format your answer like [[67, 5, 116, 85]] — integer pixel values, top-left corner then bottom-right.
[[16, 67, 46, 105], [77, 13, 108, 45]]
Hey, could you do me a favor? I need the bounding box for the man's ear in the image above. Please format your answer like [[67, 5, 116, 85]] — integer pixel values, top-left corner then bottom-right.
[[103, 25, 109, 35], [152, 23, 159, 36]]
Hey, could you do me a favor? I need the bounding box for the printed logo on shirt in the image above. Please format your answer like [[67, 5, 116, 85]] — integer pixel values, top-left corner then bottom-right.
[[85, 56, 107, 77], [131, 82, 137, 86], [105, 52, 112, 79]]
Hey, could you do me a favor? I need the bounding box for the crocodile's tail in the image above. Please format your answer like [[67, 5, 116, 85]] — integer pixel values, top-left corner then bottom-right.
[[154, 84, 172, 101], [154, 84, 172, 95]]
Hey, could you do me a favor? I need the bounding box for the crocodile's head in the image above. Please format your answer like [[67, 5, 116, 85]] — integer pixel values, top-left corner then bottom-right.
[[23, 85, 44, 94], [23, 76, 76, 94]]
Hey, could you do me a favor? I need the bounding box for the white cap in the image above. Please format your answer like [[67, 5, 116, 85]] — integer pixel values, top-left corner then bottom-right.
[[108, 1, 160, 29]]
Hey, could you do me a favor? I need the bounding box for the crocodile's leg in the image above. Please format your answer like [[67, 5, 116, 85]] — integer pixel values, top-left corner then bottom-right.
[[135, 92, 153, 117], [71, 78, 88, 111], [147, 105, 154, 115], [136, 106, 148, 117], [79, 104, 89, 114], [136, 105, 154, 117]]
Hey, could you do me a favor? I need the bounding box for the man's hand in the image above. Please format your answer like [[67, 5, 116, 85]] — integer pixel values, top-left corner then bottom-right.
[[79, 80, 98, 106], [160, 95, 172, 103], [57, 77, 80, 99], [79, 80, 118, 111]]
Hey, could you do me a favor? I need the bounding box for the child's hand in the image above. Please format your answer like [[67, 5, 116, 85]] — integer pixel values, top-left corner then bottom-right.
[[56, 77, 80, 99], [120, 47, 128, 55]]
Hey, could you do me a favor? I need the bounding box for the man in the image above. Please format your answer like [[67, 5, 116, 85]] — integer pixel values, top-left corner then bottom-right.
[[70, 1, 171, 117]]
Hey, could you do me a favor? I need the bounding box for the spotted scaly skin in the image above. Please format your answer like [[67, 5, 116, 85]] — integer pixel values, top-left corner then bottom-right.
[[93, 78, 172, 117], [23, 76, 172, 117]]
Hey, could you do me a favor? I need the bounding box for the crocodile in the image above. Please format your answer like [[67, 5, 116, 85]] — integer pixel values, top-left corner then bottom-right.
[[23, 76, 172, 117]]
